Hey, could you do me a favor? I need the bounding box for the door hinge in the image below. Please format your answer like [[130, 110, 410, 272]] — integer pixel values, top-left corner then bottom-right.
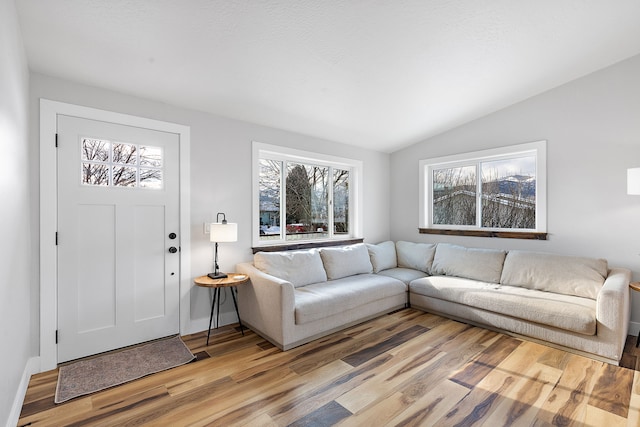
[[55, 330, 59, 344], [55, 232, 58, 246], [55, 133, 58, 148]]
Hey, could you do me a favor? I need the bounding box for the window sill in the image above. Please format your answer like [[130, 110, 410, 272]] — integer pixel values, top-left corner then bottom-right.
[[419, 228, 547, 240], [252, 238, 364, 254]]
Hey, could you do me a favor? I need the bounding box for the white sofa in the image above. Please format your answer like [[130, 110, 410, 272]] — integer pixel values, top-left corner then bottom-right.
[[237, 243, 413, 350], [237, 241, 631, 364]]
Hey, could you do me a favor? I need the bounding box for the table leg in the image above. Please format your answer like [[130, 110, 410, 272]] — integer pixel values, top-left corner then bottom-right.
[[636, 332, 640, 348], [206, 287, 218, 346], [230, 286, 244, 336], [216, 288, 221, 331]]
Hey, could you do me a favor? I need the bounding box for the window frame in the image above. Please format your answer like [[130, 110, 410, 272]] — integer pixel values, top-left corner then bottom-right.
[[419, 141, 547, 238], [252, 142, 363, 248]]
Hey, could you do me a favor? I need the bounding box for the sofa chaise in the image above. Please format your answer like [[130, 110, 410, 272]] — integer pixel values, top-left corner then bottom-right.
[[237, 241, 630, 364]]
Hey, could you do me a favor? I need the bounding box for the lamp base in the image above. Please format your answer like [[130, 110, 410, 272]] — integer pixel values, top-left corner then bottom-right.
[[207, 272, 228, 279]]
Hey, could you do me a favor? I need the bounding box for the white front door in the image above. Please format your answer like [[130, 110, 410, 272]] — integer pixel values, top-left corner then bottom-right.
[[56, 115, 180, 362]]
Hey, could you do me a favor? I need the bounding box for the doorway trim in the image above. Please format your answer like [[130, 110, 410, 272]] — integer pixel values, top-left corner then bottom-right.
[[40, 99, 192, 372]]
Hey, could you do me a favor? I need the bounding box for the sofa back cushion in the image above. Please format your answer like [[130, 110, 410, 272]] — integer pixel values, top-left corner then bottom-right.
[[254, 249, 327, 287], [431, 243, 506, 283], [366, 241, 398, 273], [396, 241, 436, 273], [500, 250, 608, 300], [320, 243, 373, 280]]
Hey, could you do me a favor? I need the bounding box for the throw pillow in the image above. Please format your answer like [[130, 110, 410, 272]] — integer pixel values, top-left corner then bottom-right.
[[366, 241, 397, 273], [500, 250, 608, 300], [254, 249, 327, 287], [431, 243, 506, 283], [320, 243, 373, 280], [396, 241, 436, 273]]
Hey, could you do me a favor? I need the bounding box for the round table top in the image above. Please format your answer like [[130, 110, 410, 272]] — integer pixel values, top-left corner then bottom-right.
[[630, 281, 640, 292], [194, 273, 250, 288]]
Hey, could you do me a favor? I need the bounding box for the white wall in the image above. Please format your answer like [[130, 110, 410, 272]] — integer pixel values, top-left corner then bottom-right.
[[0, 0, 32, 424], [390, 54, 640, 329], [29, 72, 391, 334]]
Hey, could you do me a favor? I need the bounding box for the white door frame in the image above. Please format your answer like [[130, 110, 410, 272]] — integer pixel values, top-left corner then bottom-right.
[[39, 99, 192, 372]]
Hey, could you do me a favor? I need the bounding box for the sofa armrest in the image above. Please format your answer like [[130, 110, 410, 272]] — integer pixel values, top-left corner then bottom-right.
[[596, 267, 631, 357], [236, 262, 296, 347]]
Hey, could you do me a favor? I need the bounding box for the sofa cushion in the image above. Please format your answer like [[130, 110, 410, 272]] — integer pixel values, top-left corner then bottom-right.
[[320, 243, 373, 280], [366, 241, 398, 273], [410, 276, 596, 335], [254, 249, 327, 288], [378, 267, 429, 285], [396, 241, 436, 273], [431, 243, 506, 284], [500, 250, 608, 300], [294, 274, 407, 324]]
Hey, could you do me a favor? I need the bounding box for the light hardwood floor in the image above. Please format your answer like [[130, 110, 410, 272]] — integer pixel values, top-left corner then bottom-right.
[[19, 309, 640, 426]]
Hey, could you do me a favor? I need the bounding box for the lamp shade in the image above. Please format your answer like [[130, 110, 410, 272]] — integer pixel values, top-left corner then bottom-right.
[[210, 222, 238, 242], [628, 168, 640, 195]]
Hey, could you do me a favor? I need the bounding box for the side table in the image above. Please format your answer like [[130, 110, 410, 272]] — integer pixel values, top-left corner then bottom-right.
[[194, 273, 249, 345], [631, 282, 640, 347]]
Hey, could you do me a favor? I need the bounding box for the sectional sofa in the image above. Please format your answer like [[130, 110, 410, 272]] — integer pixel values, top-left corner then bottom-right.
[[236, 241, 631, 365]]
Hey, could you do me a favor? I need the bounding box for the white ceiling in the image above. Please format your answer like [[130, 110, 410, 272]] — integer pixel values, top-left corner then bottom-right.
[[15, 1, 640, 153]]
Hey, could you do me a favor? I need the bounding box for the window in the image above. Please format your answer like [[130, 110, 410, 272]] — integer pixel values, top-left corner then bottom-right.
[[81, 137, 163, 189], [419, 141, 546, 238], [253, 142, 362, 246]]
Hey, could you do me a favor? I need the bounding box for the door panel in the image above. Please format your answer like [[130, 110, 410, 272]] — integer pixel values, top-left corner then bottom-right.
[[133, 205, 166, 322], [76, 204, 116, 333], [57, 115, 180, 362]]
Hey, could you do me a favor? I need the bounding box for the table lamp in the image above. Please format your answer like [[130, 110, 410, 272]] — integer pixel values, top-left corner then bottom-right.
[[208, 212, 238, 279]]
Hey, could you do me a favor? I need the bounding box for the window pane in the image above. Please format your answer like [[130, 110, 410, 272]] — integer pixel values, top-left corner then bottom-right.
[[432, 166, 476, 226], [82, 138, 110, 161], [285, 163, 328, 240], [113, 143, 137, 164], [140, 169, 163, 189], [255, 143, 363, 246], [140, 146, 163, 168], [112, 166, 137, 187], [79, 138, 164, 190], [333, 169, 349, 235], [420, 141, 545, 233], [481, 156, 536, 229], [82, 163, 109, 186], [259, 159, 281, 241]]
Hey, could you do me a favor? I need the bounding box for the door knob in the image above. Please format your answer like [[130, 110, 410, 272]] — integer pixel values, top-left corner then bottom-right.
[[169, 233, 177, 239], [168, 246, 178, 253]]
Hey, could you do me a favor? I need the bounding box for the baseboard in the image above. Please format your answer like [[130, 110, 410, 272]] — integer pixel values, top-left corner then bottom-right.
[[6, 356, 40, 427], [629, 320, 640, 338], [186, 311, 242, 336]]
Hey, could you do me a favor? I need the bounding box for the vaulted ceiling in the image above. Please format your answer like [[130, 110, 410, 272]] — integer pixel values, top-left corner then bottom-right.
[[16, 1, 640, 153]]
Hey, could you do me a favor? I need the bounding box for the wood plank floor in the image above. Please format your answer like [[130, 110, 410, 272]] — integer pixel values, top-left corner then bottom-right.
[[19, 309, 640, 426]]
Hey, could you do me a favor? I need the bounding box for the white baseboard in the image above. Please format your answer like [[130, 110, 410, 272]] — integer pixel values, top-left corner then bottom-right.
[[7, 356, 40, 427], [629, 321, 640, 338], [187, 310, 242, 336]]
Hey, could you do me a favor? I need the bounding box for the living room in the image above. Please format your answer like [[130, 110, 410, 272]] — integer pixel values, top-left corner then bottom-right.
[[3, 1, 640, 425]]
